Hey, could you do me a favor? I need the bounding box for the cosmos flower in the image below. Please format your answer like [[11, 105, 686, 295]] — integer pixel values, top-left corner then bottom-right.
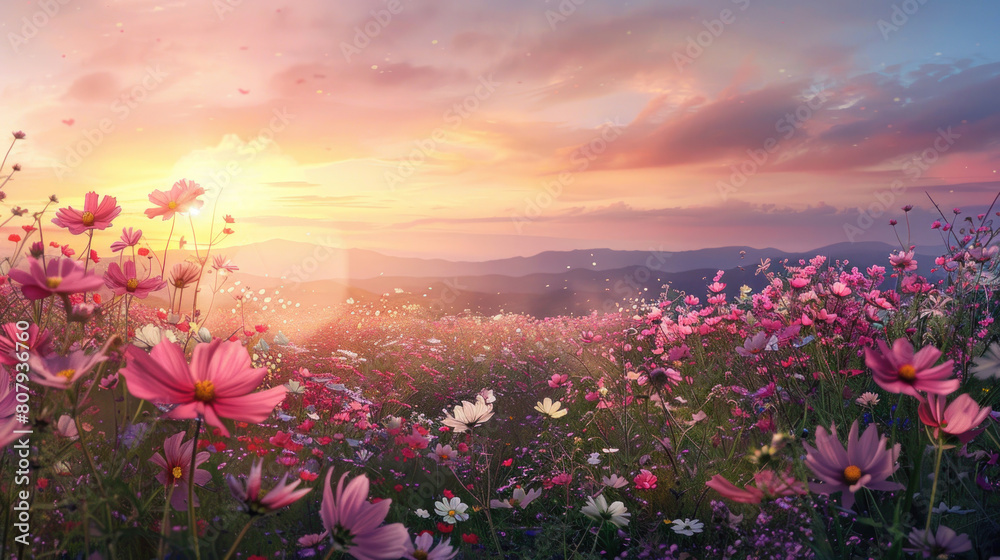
[[132, 324, 178, 350], [434, 497, 469, 524], [405, 532, 457, 560], [803, 421, 903, 510], [441, 396, 494, 432], [51, 191, 121, 235], [736, 332, 778, 357], [865, 338, 959, 398], [534, 397, 568, 418], [145, 179, 206, 221], [319, 470, 409, 560], [27, 347, 109, 390], [104, 260, 166, 298], [0, 368, 22, 449], [110, 227, 143, 253], [889, 250, 917, 272], [855, 392, 880, 407], [489, 487, 542, 509], [0, 323, 52, 366], [917, 393, 992, 443], [670, 518, 703, 536], [120, 338, 286, 437], [971, 343, 1000, 380], [169, 262, 202, 289], [427, 443, 458, 464], [212, 255, 239, 274], [8, 257, 104, 300], [149, 431, 211, 510], [602, 474, 628, 489], [55, 415, 78, 440], [581, 495, 630, 528], [226, 459, 311, 515], [902, 525, 972, 558], [633, 469, 657, 490], [705, 470, 807, 504]]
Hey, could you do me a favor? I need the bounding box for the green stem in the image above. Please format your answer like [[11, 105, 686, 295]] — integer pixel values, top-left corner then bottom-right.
[[157, 485, 176, 560], [187, 418, 203, 560], [221, 518, 255, 560], [924, 437, 945, 534]]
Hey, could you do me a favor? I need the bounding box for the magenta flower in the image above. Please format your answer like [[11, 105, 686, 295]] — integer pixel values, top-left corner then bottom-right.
[[889, 250, 917, 272], [864, 338, 959, 398], [917, 393, 992, 443], [104, 260, 166, 298], [320, 470, 409, 560], [633, 469, 657, 490], [803, 421, 903, 510], [27, 348, 108, 389], [145, 179, 206, 221], [226, 459, 311, 515], [405, 532, 457, 560], [150, 431, 211, 510], [0, 323, 52, 366], [706, 469, 807, 504], [51, 191, 121, 234], [110, 227, 142, 253], [169, 262, 201, 289], [736, 332, 777, 357], [120, 339, 286, 437], [902, 525, 972, 557], [0, 368, 21, 449], [8, 257, 105, 300]]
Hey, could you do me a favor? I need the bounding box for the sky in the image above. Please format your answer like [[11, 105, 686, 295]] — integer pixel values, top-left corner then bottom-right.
[[1, 0, 999, 260]]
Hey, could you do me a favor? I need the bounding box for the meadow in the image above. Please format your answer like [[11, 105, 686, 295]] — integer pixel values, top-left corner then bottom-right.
[[1, 132, 999, 559]]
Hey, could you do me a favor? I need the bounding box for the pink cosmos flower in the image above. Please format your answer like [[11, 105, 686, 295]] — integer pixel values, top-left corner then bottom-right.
[[903, 525, 972, 558], [212, 255, 239, 274], [150, 431, 210, 510], [405, 532, 457, 560], [27, 348, 109, 389], [145, 179, 206, 220], [0, 323, 52, 366], [889, 250, 918, 272], [917, 393, 992, 443], [109, 227, 142, 253], [104, 260, 166, 299], [169, 262, 201, 289], [633, 469, 657, 490], [51, 191, 121, 235], [8, 257, 104, 300], [226, 458, 311, 515], [705, 470, 807, 504], [803, 421, 903, 510], [320, 470, 409, 560], [120, 339, 286, 437], [0, 368, 21, 449], [865, 338, 959, 398]]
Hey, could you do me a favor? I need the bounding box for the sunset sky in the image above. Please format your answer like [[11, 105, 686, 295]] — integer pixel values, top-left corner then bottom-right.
[[2, 0, 999, 260]]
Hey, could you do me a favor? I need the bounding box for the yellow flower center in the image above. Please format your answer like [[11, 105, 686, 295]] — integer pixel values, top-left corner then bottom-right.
[[46, 277, 63, 289], [126, 278, 139, 292], [843, 465, 862, 484], [412, 552, 428, 560], [194, 380, 216, 402], [167, 201, 178, 210], [508, 498, 519, 506], [447, 509, 456, 517], [172, 466, 183, 479], [898, 364, 916, 382], [439, 454, 449, 460], [56, 368, 76, 380], [81, 211, 96, 226]]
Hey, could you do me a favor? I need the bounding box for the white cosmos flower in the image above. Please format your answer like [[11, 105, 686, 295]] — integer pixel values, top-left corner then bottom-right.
[[414, 508, 430, 518], [534, 397, 568, 419], [442, 396, 494, 433], [602, 474, 628, 488], [433, 497, 469, 524], [489, 487, 542, 509], [671, 518, 704, 536], [972, 343, 1000, 380], [133, 324, 177, 350], [581, 494, 630, 528], [587, 453, 601, 465]]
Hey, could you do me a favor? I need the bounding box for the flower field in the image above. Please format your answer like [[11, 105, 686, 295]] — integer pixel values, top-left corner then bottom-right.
[[2, 132, 1000, 559]]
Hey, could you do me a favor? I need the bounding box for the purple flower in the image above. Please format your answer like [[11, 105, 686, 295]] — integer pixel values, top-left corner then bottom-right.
[[803, 421, 903, 510]]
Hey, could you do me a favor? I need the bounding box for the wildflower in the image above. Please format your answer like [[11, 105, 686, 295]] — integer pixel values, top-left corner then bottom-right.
[[212, 255, 239, 273], [0, 323, 52, 366], [930, 502, 975, 515], [489, 487, 541, 509], [647, 367, 681, 387], [670, 518, 703, 536], [534, 397, 568, 418], [803, 421, 903, 510], [226, 458, 311, 515], [104, 260, 165, 298], [917, 393, 991, 443], [706, 470, 807, 504], [132, 324, 178, 350], [0, 369, 22, 449], [855, 392, 880, 407], [415, 509, 430, 518], [902, 525, 972, 557], [736, 332, 777, 357], [320, 470, 409, 560], [27, 343, 110, 390], [8, 257, 104, 300], [441, 396, 494, 433], [120, 339, 286, 437], [405, 532, 457, 560], [889, 250, 918, 272], [51, 192, 121, 234], [633, 469, 657, 490], [12, 131, 25, 139], [427, 443, 458, 464], [149, 431, 210, 510], [110, 228, 142, 252], [460, 534, 478, 545], [434, 497, 469, 524], [55, 415, 79, 440], [580, 495, 630, 528], [602, 474, 628, 488], [587, 452, 601, 465], [865, 338, 959, 398], [971, 343, 1000, 380], [145, 179, 206, 220], [169, 262, 201, 289]]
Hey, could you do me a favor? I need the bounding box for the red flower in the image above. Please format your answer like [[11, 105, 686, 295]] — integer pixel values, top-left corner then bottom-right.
[[502, 458, 513, 466], [21, 225, 36, 233], [7, 235, 20, 242], [223, 228, 234, 235], [437, 522, 454, 533], [224, 215, 235, 223], [443, 489, 454, 499], [462, 533, 479, 544], [300, 471, 318, 482], [394, 484, 404, 492], [89, 249, 100, 263], [138, 247, 150, 257], [60, 245, 74, 257], [255, 324, 268, 333]]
